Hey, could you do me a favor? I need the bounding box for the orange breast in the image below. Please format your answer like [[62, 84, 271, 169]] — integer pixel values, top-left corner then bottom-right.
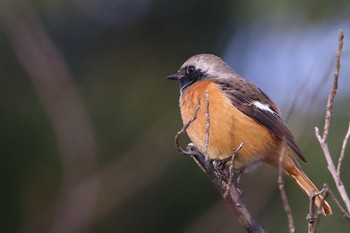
[[180, 80, 278, 170]]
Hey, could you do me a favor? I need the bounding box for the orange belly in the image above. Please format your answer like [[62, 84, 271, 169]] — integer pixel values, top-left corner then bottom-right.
[[180, 80, 278, 170]]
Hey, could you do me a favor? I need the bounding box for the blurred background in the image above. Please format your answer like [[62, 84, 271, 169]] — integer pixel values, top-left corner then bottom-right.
[[1, 0, 350, 232]]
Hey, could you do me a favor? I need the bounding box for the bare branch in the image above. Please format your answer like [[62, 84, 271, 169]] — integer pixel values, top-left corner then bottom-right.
[[337, 122, 350, 178], [204, 90, 210, 161], [308, 187, 329, 233], [315, 29, 350, 214], [174, 93, 266, 233], [188, 148, 266, 233], [224, 143, 244, 198], [326, 186, 350, 221], [175, 98, 201, 155], [322, 29, 344, 142], [307, 189, 317, 232], [309, 184, 350, 233], [315, 126, 350, 212], [278, 139, 295, 233]]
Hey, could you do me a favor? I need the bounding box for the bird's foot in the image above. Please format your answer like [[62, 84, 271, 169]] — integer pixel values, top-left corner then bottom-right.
[[211, 157, 231, 182]]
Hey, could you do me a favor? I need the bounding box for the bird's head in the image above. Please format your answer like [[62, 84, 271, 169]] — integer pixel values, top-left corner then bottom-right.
[[166, 54, 235, 93]]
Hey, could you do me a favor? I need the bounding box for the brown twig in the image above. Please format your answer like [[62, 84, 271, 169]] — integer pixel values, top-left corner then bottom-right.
[[309, 184, 350, 233], [224, 143, 244, 198], [337, 122, 350, 178], [204, 90, 210, 162], [307, 189, 317, 231], [322, 30, 344, 142], [174, 93, 266, 233], [308, 187, 329, 233], [315, 29, 350, 214], [188, 148, 266, 233], [175, 98, 201, 155], [315, 127, 350, 212], [277, 139, 295, 233], [326, 185, 350, 221]]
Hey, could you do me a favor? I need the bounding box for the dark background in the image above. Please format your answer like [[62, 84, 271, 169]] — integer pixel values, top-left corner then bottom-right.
[[1, 0, 350, 232]]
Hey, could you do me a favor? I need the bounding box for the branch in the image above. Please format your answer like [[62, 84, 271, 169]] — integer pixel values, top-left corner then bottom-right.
[[326, 186, 350, 221], [315, 29, 350, 214], [278, 139, 295, 233], [307, 189, 318, 233], [337, 122, 350, 178], [308, 187, 328, 233], [175, 98, 201, 155], [204, 90, 210, 161], [174, 93, 266, 233], [308, 184, 350, 233], [224, 143, 244, 198], [322, 29, 343, 142], [187, 147, 266, 233]]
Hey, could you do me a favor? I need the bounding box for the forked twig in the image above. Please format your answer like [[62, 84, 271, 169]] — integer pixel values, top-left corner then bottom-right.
[[315, 29, 350, 214], [278, 139, 295, 233], [308, 187, 328, 233], [175, 98, 201, 155], [308, 184, 350, 233]]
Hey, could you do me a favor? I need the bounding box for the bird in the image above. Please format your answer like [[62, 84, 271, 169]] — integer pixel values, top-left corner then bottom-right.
[[166, 54, 332, 215]]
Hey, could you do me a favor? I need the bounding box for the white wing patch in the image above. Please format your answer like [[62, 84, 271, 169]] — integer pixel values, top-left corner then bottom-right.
[[253, 101, 274, 114]]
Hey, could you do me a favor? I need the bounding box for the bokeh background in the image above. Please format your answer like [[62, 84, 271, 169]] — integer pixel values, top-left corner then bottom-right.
[[1, 0, 350, 232]]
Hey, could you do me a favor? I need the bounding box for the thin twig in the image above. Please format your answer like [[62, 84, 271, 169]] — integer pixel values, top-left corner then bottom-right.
[[337, 122, 350, 178], [308, 187, 329, 233], [307, 189, 317, 232], [326, 186, 350, 221], [315, 29, 350, 214], [277, 139, 295, 233], [315, 127, 350, 212], [204, 90, 210, 162], [308, 183, 350, 232], [309, 183, 350, 232], [322, 29, 344, 142], [224, 143, 244, 198], [175, 98, 201, 155]]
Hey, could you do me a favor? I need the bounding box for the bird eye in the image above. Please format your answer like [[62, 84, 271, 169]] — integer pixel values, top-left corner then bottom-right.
[[187, 66, 195, 74]]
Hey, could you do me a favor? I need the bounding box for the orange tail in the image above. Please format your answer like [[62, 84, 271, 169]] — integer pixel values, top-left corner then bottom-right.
[[288, 165, 332, 215]]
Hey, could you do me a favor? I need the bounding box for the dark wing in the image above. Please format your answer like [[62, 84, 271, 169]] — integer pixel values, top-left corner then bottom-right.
[[215, 78, 306, 163]]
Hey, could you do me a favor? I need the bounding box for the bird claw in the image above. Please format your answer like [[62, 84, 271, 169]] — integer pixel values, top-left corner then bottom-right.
[[211, 158, 230, 183]]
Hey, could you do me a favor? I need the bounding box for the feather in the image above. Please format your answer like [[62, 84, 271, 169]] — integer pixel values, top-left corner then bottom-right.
[[215, 79, 307, 163]]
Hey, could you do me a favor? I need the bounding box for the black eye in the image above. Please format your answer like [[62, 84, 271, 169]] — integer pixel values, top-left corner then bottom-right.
[[187, 66, 195, 74]]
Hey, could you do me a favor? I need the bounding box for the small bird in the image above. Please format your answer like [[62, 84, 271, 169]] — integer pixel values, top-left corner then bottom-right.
[[166, 54, 332, 215]]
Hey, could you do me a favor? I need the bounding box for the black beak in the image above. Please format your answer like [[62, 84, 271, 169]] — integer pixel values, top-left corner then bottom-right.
[[165, 74, 179, 80]]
